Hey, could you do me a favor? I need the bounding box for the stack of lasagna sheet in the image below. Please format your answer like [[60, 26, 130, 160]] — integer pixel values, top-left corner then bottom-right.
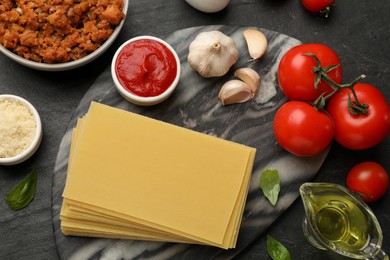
[[60, 102, 256, 249]]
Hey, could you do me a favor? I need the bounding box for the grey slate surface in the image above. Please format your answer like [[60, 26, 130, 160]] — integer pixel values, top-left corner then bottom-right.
[[1, 1, 389, 259]]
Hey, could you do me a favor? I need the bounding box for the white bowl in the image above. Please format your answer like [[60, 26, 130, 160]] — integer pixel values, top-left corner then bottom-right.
[[111, 36, 181, 106], [185, 0, 230, 13], [0, 0, 128, 72], [0, 95, 43, 166]]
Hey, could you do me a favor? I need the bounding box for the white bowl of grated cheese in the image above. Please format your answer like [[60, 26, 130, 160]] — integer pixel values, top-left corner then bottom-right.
[[0, 95, 43, 165]]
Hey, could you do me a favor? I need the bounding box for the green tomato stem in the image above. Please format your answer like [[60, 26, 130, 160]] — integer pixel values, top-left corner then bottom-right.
[[306, 53, 369, 114], [320, 6, 331, 18]]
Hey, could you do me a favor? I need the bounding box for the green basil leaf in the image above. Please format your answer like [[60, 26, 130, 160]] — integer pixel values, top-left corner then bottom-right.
[[259, 169, 280, 205], [266, 235, 291, 260], [5, 168, 38, 210]]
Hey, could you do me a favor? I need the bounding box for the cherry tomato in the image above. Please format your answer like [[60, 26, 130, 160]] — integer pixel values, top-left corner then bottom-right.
[[278, 43, 342, 102], [327, 83, 390, 150], [346, 161, 389, 202], [301, 0, 334, 14], [273, 101, 335, 157]]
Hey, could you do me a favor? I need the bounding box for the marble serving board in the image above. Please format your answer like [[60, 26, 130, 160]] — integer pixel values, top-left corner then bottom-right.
[[52, 25, 329, 260]]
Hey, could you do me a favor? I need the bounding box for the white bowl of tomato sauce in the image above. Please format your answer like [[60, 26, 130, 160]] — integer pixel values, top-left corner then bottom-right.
[[111, 36, 181, 106]]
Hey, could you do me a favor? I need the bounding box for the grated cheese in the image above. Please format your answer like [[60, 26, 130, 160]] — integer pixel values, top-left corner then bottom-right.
[[0, 98, 37, 158]]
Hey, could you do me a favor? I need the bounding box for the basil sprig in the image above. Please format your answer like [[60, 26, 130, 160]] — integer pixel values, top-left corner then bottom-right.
[[259, 169, 280, 205], [266, 235, 291, 260], [5, 168, 38, 210]]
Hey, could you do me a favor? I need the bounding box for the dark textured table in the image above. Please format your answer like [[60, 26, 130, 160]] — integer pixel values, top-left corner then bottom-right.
[[1, 1, 389, 259]]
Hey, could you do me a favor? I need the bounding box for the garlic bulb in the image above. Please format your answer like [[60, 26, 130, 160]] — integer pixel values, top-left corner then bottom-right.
[[185, 0, 230, 13], [188, 31, 238, 78], [218, 80, 253, 106]]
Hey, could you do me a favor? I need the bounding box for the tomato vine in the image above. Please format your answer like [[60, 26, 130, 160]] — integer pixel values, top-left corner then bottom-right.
[[305, 53, 369, 114]]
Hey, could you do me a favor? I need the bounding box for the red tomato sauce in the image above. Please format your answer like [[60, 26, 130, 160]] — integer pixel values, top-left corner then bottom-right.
[[115, 39, 178, 97]]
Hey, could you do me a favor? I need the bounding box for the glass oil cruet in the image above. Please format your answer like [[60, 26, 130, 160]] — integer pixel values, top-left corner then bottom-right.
[[299, 182, 388, 260]]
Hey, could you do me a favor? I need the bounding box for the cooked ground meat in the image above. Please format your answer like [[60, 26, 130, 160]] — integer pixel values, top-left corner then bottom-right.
[[0, 0, 125, 63]]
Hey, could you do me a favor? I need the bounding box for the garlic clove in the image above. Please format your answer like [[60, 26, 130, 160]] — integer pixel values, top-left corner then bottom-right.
[[234, 68, 261, 95], [243, 28, 268, 60], [188, 31, 238, 78], [218, 79, 253, 106]]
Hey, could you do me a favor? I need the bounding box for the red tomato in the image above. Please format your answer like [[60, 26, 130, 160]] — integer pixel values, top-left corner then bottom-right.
[[301, 0, 334, 14], [278, 43, 342, 102], [273, 101, 335, 157], [327, 83, 390, 150], [346, 161, 389, 202]]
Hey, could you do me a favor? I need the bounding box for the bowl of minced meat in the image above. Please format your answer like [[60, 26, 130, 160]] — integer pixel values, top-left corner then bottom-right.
[[0, 0, 128, 71], [0, 95, 43, 166]]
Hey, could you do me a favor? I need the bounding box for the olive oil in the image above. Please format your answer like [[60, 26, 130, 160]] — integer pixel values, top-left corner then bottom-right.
[[312, 194, 369, 252], [300, 183, 386, 259]]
